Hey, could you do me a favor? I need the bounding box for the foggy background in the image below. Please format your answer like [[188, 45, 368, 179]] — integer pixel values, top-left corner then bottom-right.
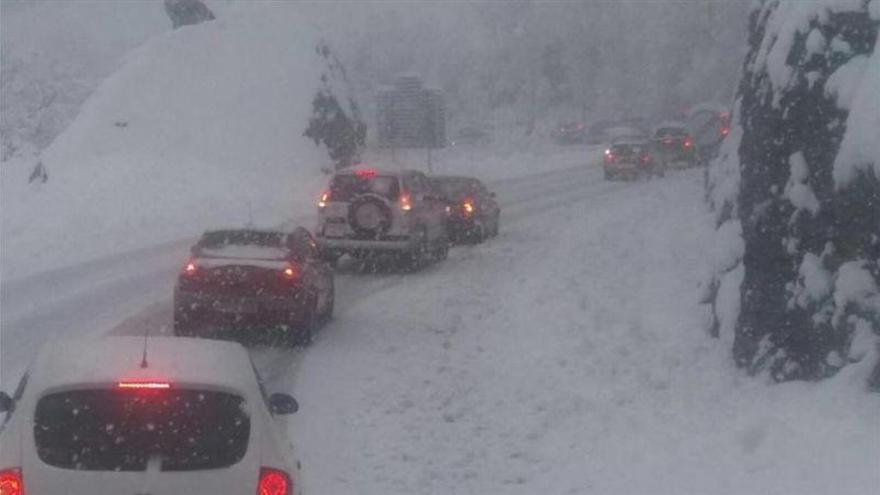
[[1, 0, 749, 161]]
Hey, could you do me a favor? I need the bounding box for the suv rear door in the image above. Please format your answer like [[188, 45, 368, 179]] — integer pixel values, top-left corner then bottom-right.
[[23, 387, 259, 495]]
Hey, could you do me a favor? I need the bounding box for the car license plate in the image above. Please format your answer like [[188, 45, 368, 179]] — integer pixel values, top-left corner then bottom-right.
[[216, 299, 259, 314], [324, 223, 346, 238]]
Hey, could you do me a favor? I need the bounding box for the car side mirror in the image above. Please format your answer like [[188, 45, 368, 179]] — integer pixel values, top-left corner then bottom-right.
[[0, 392, 12, 413], [269, 393, 298, 415]]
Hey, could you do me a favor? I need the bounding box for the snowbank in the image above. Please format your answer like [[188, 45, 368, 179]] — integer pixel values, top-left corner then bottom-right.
[[292, 170, 880, 494], [1, 3, 332, 280]]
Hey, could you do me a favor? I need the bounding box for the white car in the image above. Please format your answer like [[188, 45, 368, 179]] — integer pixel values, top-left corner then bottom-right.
[[0, 336, 300, 495]]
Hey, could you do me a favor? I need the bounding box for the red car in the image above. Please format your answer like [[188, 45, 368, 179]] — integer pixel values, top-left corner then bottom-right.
[[173, 227, 334, 346]]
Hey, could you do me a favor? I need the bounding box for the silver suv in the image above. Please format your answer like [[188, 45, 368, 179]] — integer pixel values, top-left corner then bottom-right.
[[315, 168, 449, 268]]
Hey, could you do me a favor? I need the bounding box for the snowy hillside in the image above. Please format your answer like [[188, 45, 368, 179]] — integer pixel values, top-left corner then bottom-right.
[[1, 3, 332, 280], [0, 0, 169, 160]]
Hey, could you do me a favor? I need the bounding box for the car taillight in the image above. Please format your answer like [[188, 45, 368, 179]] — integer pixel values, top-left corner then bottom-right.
[[604, 152, 615, 163], [257, 468, 291, 495], [182, 259, 198, 276], [663, 138, 673, 145], [399, 193, 412, 212], [317, 190, 330, 208], [640, 154, 651, 164], [720, 127, 730, 137], [281, 263, 299, 281], [0, 467, 24, 495], [462, 200, 475, 216], [683, 138, 693, 148]]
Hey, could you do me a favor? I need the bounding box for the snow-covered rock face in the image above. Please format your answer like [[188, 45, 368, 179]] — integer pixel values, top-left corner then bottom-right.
[[705, 0, 880, 384], [0, 3, 344, 279]]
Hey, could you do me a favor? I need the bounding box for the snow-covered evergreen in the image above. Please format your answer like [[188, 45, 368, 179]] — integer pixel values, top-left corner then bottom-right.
[[706, 0, 880, 384]]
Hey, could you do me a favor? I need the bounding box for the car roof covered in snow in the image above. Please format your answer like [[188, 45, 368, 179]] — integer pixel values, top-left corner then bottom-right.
[[334, 168, 421, 177], [24, 336, 259, 395]]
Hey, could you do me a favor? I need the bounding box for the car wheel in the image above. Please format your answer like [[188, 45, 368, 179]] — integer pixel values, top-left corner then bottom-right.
[[434, 238, 450, 260], [471, 221, 486, 244], [297, 294, 319, 347], [402, 228, 429, 271], [322, 281, 335, 323]]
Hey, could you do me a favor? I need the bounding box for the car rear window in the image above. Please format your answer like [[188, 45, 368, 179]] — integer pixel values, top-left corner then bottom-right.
[[330, 174, 400, 201], [34, 388, 250, 472], [612, 144, 647, 154], [200, 230, 285, 248], [655, 127, 687, 138], [197, 230, 290, 259], [433, 179, 478, 199]]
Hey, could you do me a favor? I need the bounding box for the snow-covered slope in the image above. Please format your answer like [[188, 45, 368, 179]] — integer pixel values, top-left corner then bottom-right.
[[1, 3, 331, 280], [0, 0, 169, 159]]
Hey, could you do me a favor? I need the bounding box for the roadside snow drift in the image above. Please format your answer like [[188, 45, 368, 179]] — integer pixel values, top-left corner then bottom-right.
[[291, 170, 880, 495], [1, 3, 330, 280]]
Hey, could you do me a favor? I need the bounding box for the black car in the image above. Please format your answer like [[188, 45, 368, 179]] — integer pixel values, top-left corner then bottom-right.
[[173, 227, 334, 346], [603, 138, 664, 180], [431, 175, 500, 243], [651, 124, 699, 168]]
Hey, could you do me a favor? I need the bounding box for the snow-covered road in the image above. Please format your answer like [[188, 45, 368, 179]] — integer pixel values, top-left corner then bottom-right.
[[0, 159, 614, 387], [2, 161, 877, 494]]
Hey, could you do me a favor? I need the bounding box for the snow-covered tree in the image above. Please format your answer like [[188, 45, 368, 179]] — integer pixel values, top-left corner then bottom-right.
[[706, 0, 880, 385], [164, 0, 214, 30], [304, 42, 366, 171]]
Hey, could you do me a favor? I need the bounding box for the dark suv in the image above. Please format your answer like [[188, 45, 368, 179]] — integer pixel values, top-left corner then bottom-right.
[[431, 175, 500, 243], [316, 168, 449, 268], [173, 227, 334, 346], [652, 124, 699, 168]]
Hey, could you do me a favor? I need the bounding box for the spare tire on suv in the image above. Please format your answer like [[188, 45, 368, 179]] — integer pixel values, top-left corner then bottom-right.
[[348, 195, 393, 238]]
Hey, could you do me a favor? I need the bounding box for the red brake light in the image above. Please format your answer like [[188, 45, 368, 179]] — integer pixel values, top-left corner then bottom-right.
[[281, 263, 298, 281], [182, 259, 198, 276], [258, 468, 291, 495], [355, 168, 377, 178], [117, 381, 171, 390], [663, 138, 673, 144], [318, 190, 330, 208], [720, 127, 730, 137], [683, 138, 693, 148], [640, 154, 651, 164], [462, 200, 475, 215], [0, 468, 23, 495], [399, 193, 412, 212]]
